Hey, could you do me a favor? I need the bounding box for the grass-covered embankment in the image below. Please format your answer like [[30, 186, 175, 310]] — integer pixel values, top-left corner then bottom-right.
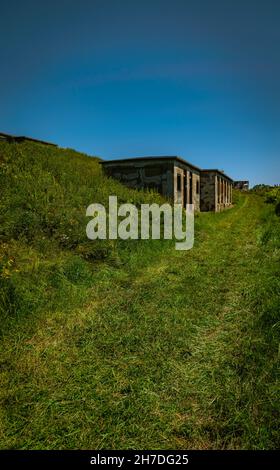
[[0, 141, 279, 449]]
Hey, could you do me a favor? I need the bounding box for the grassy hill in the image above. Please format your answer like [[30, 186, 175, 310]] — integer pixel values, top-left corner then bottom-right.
[[0, 141, 279, 449], [0, 141, 165, 325]]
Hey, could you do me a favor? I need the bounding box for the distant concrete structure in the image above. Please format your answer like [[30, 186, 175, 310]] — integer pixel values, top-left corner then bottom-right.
[[100, 156, 233, 212], [0, 132, 57, 147], [200, 169, 233, 212], [100, 156, 200, 211], [233, 180, 249, 191]]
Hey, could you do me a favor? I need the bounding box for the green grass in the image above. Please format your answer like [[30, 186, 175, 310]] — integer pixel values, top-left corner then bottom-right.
[[0, 141, 279, 449]]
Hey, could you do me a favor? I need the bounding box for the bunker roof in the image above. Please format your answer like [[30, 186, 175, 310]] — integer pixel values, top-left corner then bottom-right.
[[0, 132, 57, 147], [99, 155, 201, 172]]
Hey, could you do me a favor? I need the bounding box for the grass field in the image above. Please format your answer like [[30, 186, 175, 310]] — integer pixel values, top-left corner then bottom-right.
[[0, 141, 279, 449]]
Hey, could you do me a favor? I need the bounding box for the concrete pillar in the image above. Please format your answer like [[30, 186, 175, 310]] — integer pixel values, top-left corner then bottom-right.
[[215, 175, 218, 211], [187, 170, 190, 205], [226, 181, 228, 204]]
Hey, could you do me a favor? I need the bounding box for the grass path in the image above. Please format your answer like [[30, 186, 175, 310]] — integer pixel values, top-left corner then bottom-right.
[[0, 194, 278, 449]]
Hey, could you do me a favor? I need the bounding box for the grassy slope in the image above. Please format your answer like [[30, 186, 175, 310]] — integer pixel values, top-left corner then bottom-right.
[[0, 141, 279, 449]]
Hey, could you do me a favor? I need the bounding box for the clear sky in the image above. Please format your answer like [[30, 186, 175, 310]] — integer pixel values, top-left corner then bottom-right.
[[0, 0, 279, 186]]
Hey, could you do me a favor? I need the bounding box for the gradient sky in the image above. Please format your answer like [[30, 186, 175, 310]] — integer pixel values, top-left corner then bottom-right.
[[1, 0, 279, 185]]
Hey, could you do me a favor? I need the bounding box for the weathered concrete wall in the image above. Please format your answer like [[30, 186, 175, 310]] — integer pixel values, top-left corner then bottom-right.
[[173, 163, 200, 211], [216, 175, 233, 211], [192, 171, 201, 212], [101, 159, 174, 199], [173, 165, 184, 204], [200, 171, 233, 212], [101, 159, 232, 213], [200, 172, 216, 211]]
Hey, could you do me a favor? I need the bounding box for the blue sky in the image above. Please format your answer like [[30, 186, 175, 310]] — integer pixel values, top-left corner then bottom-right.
[[0, 0, 279, 185]]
